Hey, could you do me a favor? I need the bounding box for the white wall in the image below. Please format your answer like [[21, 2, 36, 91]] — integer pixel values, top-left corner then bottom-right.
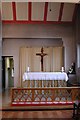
[[2, 23, 76, 87]]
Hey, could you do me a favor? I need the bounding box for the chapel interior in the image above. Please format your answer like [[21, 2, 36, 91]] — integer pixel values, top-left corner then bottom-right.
[[0, 0, 80, 119]]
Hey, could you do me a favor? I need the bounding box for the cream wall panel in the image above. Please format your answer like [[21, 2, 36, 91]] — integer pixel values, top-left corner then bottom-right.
[[61, 3, 75, 21], [32, 2, 45, 21], [47, 2, 60, 21], [16, 2, 28, 20], [2, 2, 13, 20]]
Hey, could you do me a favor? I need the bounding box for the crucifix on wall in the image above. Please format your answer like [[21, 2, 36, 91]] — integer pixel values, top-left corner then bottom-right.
[[36, 47, 47, 71]]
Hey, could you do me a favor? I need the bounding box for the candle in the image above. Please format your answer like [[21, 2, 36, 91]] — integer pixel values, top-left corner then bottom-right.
[[27, 67, 30, 72], [61, 67, 64, 72]]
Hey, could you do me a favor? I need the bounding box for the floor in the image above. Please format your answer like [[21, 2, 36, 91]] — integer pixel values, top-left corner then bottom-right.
[[1, 111, 73, 120], [0, 88, 74, 120]]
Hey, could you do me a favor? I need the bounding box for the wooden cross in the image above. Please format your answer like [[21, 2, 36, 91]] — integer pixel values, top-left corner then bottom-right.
[[36, 47, 47, 71]]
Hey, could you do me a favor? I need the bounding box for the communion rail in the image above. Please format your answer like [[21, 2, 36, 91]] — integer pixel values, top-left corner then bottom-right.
[[11, 87, 80, 106]]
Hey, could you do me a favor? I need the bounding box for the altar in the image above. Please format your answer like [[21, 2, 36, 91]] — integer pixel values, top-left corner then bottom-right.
[[23, 72, 68, 87]]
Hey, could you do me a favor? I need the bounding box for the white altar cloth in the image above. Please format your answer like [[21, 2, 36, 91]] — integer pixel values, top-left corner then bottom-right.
[[23, 72, 68, 81]]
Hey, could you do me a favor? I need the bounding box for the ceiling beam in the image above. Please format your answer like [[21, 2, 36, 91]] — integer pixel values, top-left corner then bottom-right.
[[28, 2, 31, 21], [44, 2, 48, 22], [2, 2, 77, 24], [72, 4, 78, 22], [58, 3, 64, 21], [12, 2, 16, 22]]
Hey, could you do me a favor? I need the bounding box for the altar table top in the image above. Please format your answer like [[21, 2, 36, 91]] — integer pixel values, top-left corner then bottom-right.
[[23, 72, 68, 81]]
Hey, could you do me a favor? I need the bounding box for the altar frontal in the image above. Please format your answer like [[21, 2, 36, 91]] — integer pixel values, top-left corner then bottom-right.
[[23, 72, 68, 87]]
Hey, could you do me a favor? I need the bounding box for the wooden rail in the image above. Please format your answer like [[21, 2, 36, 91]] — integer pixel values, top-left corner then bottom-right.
[[11, 87, 80, 106]]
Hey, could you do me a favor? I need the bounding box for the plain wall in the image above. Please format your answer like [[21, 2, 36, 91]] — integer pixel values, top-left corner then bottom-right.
[[0, 21, 2, 92], [75, 5, 80, 83], [2, 23, 76, 87]]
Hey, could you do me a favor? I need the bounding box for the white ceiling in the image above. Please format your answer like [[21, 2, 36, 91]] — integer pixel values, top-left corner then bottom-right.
[[2, 2, 77, 24], [2, 0, 80, 3], [16, 2, 28, 20]]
